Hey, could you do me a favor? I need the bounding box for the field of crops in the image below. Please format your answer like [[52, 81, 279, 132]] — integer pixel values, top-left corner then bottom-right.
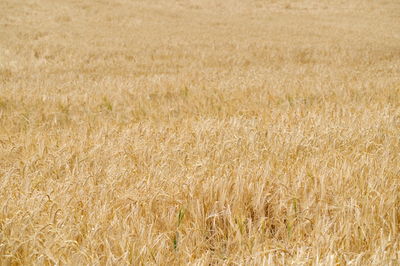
[[1, 0, 399, 264]]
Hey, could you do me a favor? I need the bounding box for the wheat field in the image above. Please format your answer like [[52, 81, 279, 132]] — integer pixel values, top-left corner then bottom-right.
[[0, 0, 400, 264]]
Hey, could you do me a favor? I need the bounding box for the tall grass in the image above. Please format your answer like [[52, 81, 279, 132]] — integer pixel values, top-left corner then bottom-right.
[[0, 0, 399, 264]]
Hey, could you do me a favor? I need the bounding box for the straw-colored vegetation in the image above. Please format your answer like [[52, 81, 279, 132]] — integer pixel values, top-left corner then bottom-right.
[[1, 0, 399, 264]]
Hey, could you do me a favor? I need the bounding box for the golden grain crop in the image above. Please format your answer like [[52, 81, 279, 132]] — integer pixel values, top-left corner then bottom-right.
[[0, 0, 399, 264]]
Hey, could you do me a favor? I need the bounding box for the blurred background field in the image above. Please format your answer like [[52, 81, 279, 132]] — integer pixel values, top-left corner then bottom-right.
[[0, 0, 399, 264]]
